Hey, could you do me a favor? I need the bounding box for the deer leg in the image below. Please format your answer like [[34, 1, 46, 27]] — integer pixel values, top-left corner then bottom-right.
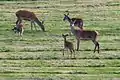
[[16, 17, 21, 24], [33, 21, 37, 31], [97, 42, 100, 53], [16, 19, 19, 25], [69, 30, 72, 36], [16, 20, 21, 25], [69, 49, 73, 58], [31, 20, 37, 31], [31, 21, 33, 31], [71, 47, 75, 58], [63, 48, 65, 57], [18, 19, 22, 24], [92, 40, 98, 53], [21, 28, 24, 36], [73, 49, 75, 58], [94, 44, 97, 53], [20, 31, 22, 36], [77, 39, 80, 51]]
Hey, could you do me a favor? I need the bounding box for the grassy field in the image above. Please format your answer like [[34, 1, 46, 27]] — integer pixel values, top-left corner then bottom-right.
[[0, 0, 120, 80]]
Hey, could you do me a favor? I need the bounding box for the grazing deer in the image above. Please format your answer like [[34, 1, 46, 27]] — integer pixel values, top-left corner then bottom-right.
[[63, 12, 83, 30], [62, 34, 75, 58], [12, 23, 24, 36], [15, 10, 45, 31], [70, 21, 100, 53]]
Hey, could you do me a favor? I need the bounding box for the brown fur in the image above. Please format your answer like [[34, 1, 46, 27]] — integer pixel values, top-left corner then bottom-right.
[[12, 23, 24, 36], [62, 34, 75, 58], [70, 25, 100, 53], [16, 10, 45, 31]]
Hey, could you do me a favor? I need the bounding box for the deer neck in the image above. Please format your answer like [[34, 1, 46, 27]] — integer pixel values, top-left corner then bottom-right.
[[70, 25, 80, 39], [70, 25, 76, 35], [67, 17, 72, 24], [64, 37, 67, 42], [64, 38, 67, 44]]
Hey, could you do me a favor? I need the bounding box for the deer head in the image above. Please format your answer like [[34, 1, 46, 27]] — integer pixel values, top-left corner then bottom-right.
[[12, 26, 18, 33]]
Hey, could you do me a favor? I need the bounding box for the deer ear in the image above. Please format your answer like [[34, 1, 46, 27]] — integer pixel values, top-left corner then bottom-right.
[[65, 34, 69, 36], [67, 12, 69, 15]]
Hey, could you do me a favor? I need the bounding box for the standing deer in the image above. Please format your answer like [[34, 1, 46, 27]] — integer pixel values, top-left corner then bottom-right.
[[70, 21, 100, 53], [63, 12, 83, 30], [62, 34, 75, 58], [15, 10, 45, 31]]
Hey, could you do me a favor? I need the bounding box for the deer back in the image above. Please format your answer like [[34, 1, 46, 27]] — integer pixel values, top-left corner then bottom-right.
[[74, 30, 98, 40], [16, 10, 37, 20]]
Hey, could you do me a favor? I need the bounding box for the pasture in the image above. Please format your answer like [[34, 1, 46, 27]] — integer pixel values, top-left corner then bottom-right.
[[0, 0, 120, 80]]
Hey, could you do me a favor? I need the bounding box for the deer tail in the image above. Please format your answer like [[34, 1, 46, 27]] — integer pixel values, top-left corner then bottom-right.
[[34, 18, 45, 31], [95, 31, 99, 41]]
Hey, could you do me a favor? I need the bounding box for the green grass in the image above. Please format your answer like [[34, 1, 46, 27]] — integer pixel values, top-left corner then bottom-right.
[[0, 0, 120, 80]]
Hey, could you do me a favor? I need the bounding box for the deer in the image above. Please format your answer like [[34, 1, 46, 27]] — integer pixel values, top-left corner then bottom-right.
[[70, 21, 100, 53], [15, 10, 45, 32], [63, 11, 83, 30], [62, 34, 75, 58], [12, 23, 24, 37]]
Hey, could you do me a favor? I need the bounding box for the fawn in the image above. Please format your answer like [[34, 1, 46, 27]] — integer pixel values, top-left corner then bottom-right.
[[12, 23, 24, 36], [62, 34, 75, 58]]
